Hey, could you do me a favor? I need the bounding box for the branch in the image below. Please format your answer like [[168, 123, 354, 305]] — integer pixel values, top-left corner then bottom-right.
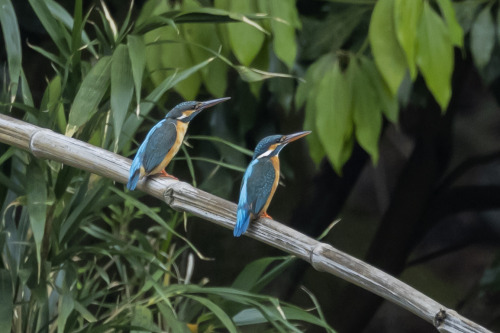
[[0, 114, 491, 333]]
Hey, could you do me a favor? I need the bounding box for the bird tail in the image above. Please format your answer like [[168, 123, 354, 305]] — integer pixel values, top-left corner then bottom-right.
[[234, 205, 251, 237], [127, 166, 141, 190]]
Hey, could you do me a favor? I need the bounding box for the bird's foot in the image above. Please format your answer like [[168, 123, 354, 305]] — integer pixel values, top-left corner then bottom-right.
[[260, 212, 273, 220], [160, 170, 178, 180]]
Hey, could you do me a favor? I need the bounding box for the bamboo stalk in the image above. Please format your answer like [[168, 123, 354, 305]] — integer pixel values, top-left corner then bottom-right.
[[0, 113, 491, 333]]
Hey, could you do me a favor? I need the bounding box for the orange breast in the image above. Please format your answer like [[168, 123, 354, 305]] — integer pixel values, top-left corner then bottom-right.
[[150, 121, 188, 175], [261, 156, 280, 214]]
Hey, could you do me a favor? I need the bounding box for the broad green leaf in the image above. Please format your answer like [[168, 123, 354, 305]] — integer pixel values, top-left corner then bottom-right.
[[57, 293, 75, 333], [28, 0, 70, 56], [351, 61, 382, 164], [266, 0, 300, 68], [26, 160, 47, 274], [416, 2, 453, 111], [0, 269, 13, 333], [470, 6, 495, 69], [394, 0, 423, 80], [66, 56, 112, 137], [111, 44, 134, 149], [436, 0, 464, 47], [219, 0, 265, 66], [0, 0, 22, 103], [316, 61, 353, 174], [369, 0, 408, 96], [131, 305, 157, 333], [185, 295, 238, 333], [298, 54, 335, 165], [360, 57, 398, 123], [119, 57, 214, 150], [128, 35, 146, 115], [182, 0, 228, 97]]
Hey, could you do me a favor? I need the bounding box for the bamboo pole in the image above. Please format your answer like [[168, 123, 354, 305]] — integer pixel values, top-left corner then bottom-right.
[[0, 113, 491, 333]]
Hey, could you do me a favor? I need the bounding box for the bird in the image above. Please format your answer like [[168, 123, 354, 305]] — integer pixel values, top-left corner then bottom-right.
[[234, 131, 311, 237], [127, 97, 230, 190]]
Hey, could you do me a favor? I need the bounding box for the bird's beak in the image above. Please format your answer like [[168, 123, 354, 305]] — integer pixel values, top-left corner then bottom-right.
[[198, 97, 231, 110], [282, 131, 311, 144]]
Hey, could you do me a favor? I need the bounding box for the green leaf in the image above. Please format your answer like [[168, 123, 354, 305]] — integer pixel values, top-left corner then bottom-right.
[[0, 0, 22, 103], [351, 61, 382, 164], [360, 57, 398, 123], [266, 0, 300, 68], [131, 305, 157, 333], [66, 56, 112, 137], [394, 0, 422, 80], [470, 5, 495, 69], [369, 0, 408, 96], [111, 44, 134, 149], [0, 269, 13, 333], [416, 1, 453, 111], [220, 0, 265, 66], [436, 0, 464, 47], [26, 160, 47, 274], [232, 257, 281, 291], [57, 293, 75, 333], [128, 35, 146, 115], [316, 61, 353, 174], [185, 295, 238, 333], [28, 0, 70, 56]]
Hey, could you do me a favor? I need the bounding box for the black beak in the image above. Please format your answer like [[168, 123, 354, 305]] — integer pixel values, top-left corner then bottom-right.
[[282, 131, 311, 144], [198, 97, 231, 110]]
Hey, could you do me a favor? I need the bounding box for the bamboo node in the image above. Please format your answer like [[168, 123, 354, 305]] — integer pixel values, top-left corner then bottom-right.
[[434, 309, 447, 328], [310, 242, 335, 272], [29, 128, 52, 158]]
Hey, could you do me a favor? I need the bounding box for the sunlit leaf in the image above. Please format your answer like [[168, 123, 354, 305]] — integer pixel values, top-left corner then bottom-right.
[[436, 0, 464, 47], [265, 0, 300, 68], [416, 1, 453, 111], [111, 44, 134, 149], [0, 0, 22, 103], [394, 0, 422, 80], [369, 0, 408, 96], [351, 61, 382, 164], [66, 56, 112, 137], [470, 5, 495, 69], [316, 60, 353, 174]]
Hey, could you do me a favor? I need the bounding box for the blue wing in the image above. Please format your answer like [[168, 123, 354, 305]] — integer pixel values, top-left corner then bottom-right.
[[234, 158, 276, 237], [127, 119, 177, 190], [141, 119, 177, 173]]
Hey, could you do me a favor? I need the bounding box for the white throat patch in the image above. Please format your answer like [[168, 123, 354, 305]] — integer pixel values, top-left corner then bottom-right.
[[257, 149, 274, 159]]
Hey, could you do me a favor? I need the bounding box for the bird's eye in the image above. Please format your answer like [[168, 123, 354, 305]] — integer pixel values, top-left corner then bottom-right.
[[279, 137, 285, 143]]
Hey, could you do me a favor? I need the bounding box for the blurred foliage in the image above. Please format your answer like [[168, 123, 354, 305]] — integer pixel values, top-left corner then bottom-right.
[[0, 0, 335, 331]]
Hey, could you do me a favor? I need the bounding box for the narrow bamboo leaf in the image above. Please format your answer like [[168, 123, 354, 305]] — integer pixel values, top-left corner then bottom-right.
[[185, 295, 238, 333], [0, 269, 13, 333], [232, 257, 284, 291], [26, 160, 47, 274], [470, 6, 495, 69], [416, 2, 453, 111], [188, 135, 253, 156], [28, 0, 70, 56], [369, 0, 408, 96], [360, 57, 398, 123], [119, 57, 214, 150], [436, 0, 464, 47], [66, 56, 112, 137], [111, 44, 134, 149], [266, 0, 300, 68], [219, 0, 265, 66], [27, 42, 65, 67], [57, 293, 74, 333], [316, 61, 353, 174], [157, 303, 190, 333], [0, 0, 21, 103], [351, 61, 382, 164], [394, 0, 423, 80], [70, 0, 82, 70], [127, 35, 146, 115], [131, 305, 156, 333], [20, 69, 34, 107], [73, 300, 97, 322]]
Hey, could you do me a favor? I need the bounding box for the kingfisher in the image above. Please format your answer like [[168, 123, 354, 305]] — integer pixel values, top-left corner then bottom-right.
[[234, 131, 311, 237], [127, 97, 230, 190]]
